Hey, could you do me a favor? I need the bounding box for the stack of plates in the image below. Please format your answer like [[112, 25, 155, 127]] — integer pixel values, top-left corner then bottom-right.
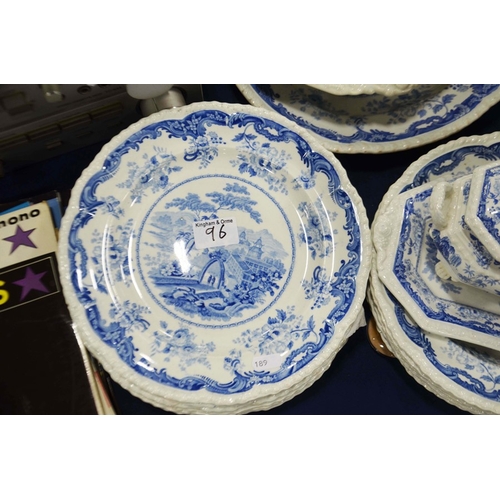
[[369, 131, 500, 414], [237, 84, 500, 154], [58, 102, 371, 414]]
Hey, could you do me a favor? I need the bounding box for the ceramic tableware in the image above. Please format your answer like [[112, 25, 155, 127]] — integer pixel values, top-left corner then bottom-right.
[[306, 84, 420, 97], [237, 84, 500, 154], [369, 268, 500, 415], [58, 102, 371, 414], [466, 162, 500, 262], [369, 131, 500, 413], [428, 172, 500, 295], [374, 181, 500, 351]]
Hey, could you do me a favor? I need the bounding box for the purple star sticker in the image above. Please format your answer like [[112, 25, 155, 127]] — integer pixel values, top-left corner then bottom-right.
[[3, 225, 37, 254], [13, 266, 49, 301]]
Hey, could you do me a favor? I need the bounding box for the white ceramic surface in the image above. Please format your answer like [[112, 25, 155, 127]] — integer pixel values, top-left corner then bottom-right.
[[58, 102, 371, 414], [306, 84, 420, 97]]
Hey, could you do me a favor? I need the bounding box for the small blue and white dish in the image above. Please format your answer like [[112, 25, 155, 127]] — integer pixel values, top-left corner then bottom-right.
[[427, 174, 500, 295], [466, 162, 500, 263], [375, 181, 500, 352]]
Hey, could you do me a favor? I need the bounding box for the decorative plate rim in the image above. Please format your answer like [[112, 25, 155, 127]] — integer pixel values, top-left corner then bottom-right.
[[236, 84, 500, 154], [58, 101, 372, 414]]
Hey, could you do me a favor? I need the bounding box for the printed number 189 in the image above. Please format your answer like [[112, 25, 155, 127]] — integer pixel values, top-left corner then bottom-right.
[[254, 359, 267, 369], [252, 354, 282, 371]]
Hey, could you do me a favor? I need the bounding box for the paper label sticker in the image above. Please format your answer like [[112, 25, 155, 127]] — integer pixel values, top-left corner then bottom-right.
[[193, 217, 239, 249], [252, 354, 283, 372]]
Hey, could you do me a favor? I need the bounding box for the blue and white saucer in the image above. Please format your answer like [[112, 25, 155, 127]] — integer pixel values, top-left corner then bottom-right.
[[237, 84, 500, 154], [58, 102, 371, 414]]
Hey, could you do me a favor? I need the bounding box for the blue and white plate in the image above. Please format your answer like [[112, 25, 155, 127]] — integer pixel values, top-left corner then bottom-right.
[[369, 131, 500, 413], [58, 102, 371, 414], [237, 84, 500, 154]]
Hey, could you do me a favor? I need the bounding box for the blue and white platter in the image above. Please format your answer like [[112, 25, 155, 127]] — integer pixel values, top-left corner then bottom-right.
[[369, 131, 500, 413], [58, 102, 371, 414], [237, 84, 500, 154]]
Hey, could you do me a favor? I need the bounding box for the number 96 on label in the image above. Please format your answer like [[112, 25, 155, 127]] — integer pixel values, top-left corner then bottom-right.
[[193, 217, 239, 250]]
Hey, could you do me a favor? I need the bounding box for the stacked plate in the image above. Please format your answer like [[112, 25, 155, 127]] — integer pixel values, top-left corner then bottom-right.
[[58, 102, 371, 414], [237, 84, 500, 154], [369, 131, 500, 414]]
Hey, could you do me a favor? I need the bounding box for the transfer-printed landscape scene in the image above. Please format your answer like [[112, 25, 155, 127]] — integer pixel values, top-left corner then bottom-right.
[[139, 181, 292, 325]]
